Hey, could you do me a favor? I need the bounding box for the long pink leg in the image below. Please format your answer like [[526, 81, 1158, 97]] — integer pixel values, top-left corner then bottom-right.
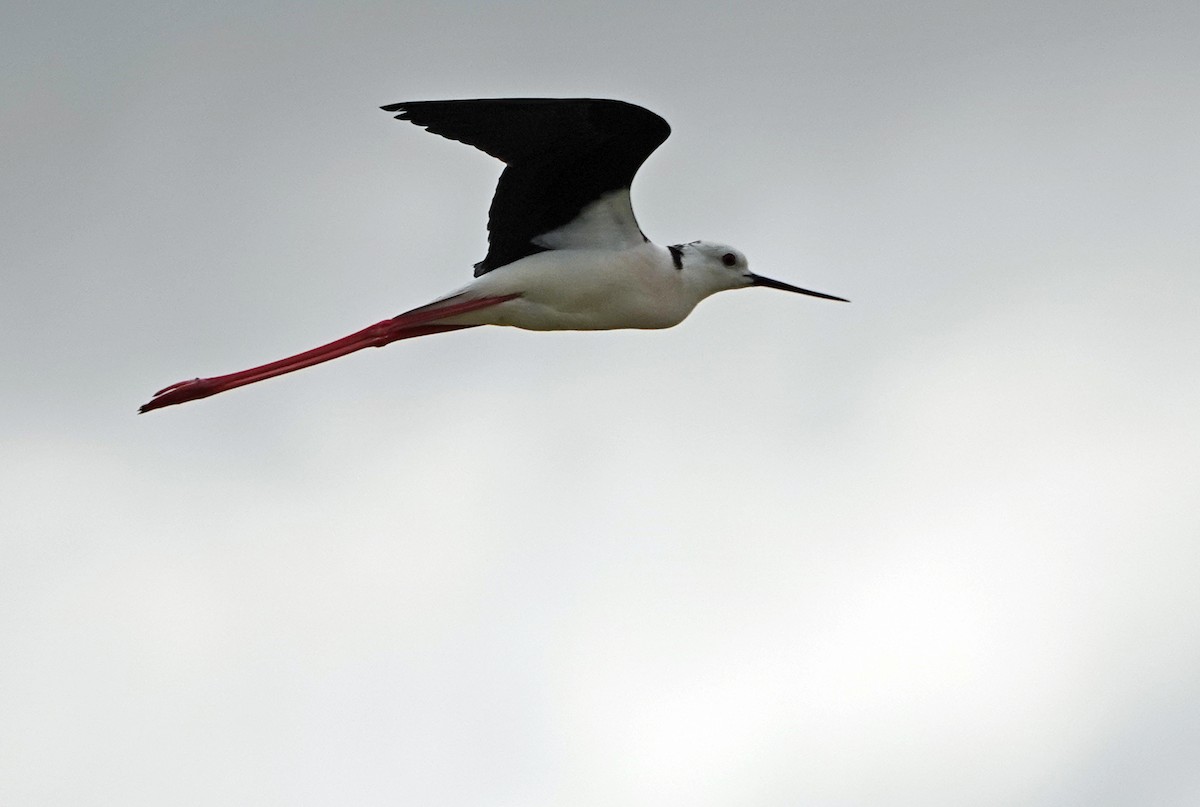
[[139, 293, 520, 413]]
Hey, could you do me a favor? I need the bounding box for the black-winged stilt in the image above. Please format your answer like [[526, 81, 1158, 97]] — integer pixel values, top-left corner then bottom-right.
[[140, 98, 847, 413]]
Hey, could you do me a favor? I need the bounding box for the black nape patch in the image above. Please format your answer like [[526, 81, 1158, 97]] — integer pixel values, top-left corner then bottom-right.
[[668, 243, 685, 270]]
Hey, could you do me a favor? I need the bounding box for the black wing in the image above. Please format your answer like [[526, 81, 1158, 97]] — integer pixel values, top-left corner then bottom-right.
[[381, 98, 671, 275]]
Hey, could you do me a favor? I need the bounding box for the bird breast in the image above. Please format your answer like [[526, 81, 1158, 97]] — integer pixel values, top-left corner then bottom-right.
[[462, 243, 698, 331]]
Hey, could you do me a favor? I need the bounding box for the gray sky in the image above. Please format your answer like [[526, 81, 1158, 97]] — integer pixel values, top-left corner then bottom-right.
[[4, 1, 1199, 804]]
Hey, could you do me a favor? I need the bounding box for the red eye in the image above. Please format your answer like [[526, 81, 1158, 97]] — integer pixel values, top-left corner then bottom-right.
[[721, 252, 737, 267]]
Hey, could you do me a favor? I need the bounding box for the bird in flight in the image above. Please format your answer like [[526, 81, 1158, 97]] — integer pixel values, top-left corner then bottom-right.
[[139, 98, 846, 413]]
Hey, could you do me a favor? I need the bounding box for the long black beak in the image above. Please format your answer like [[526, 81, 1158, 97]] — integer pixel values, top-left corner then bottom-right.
[[749, 273, 849, 302]]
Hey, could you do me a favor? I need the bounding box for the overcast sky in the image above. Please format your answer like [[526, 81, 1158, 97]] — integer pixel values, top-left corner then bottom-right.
[[4, 1, 1199, 805]]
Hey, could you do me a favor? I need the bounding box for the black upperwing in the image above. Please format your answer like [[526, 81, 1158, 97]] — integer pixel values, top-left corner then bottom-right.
[[381, 98, 671, 275]]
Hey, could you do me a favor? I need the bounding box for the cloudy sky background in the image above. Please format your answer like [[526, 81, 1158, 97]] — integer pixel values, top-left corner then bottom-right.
[[4, 1, 1199, 804]]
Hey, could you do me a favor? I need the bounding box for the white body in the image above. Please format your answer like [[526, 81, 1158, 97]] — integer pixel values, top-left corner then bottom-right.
[[435, 193, 758, 331], [445, 242, 713, 331]]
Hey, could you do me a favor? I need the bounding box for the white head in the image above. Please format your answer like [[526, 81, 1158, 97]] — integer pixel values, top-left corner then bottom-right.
[[671, 240, 848, 302]]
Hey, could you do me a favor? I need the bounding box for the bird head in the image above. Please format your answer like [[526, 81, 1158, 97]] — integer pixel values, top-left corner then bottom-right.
[[674, 241, 849, 302]]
